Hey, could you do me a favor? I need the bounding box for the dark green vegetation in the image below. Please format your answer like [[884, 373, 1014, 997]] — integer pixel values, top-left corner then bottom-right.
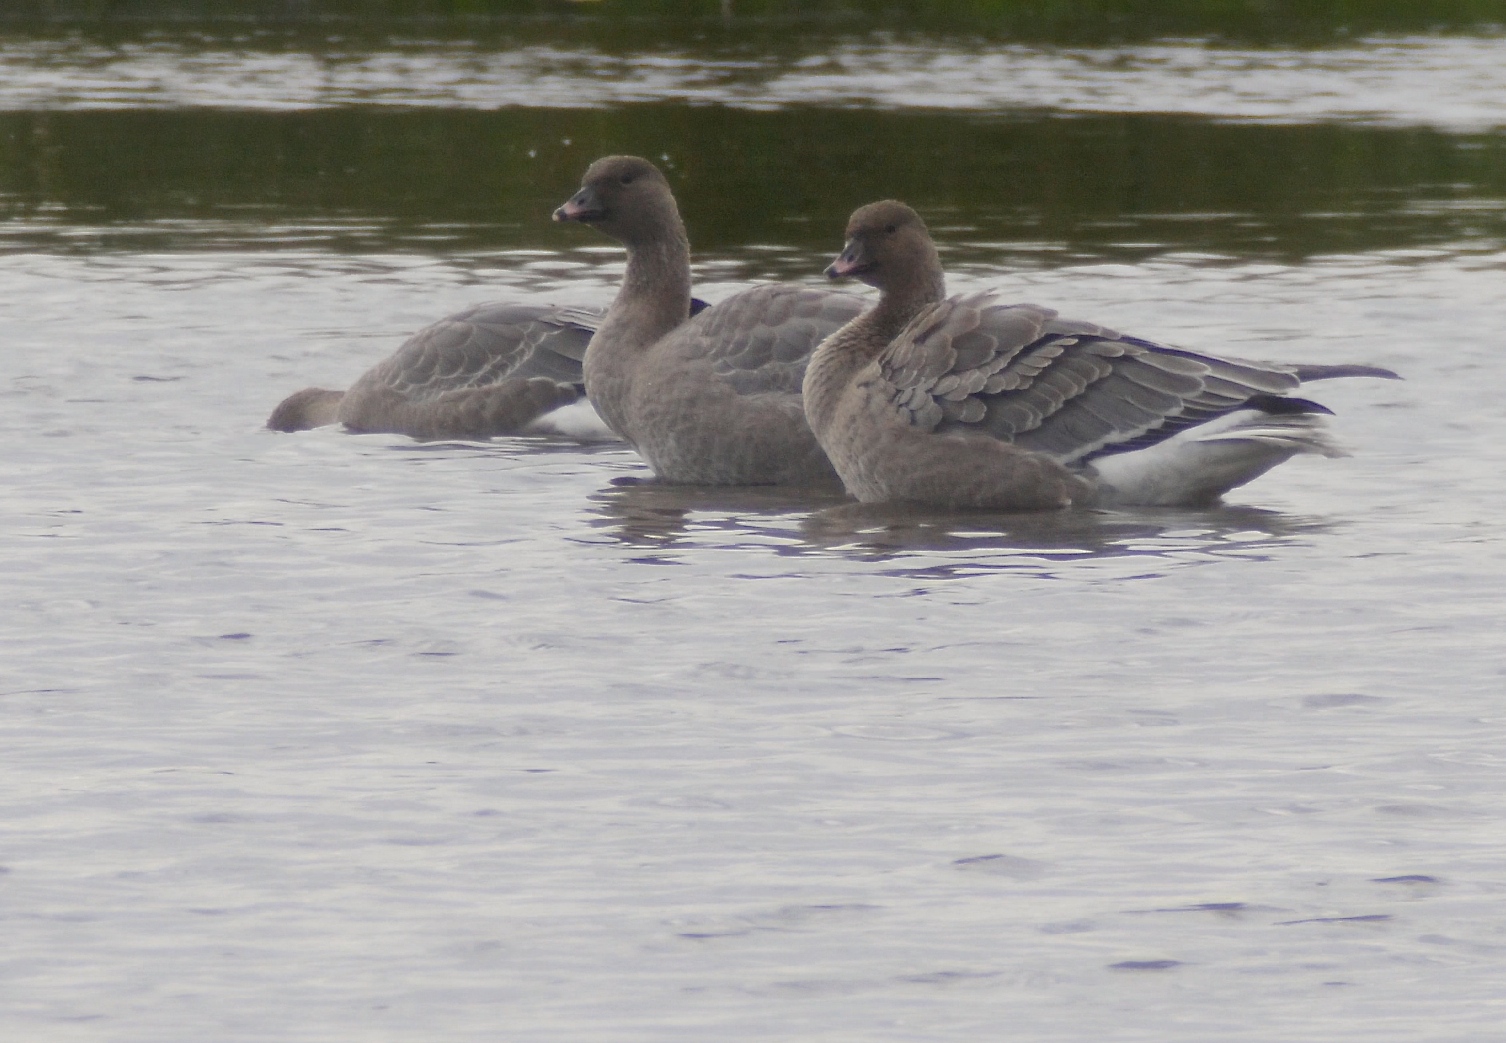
[[4, 107, 1504, 265], [3, 1, 1504, 43]]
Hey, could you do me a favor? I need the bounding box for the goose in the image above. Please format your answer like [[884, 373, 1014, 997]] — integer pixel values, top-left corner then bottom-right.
[[804, 201, 1399, 510], [552, 155, 865, 486], [266, 301, 617, 440]]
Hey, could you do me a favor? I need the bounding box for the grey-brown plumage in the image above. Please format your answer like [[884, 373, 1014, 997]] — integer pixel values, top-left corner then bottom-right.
[[553, 155, 864, 486], [806, 201, 1399, 510], [267, 301, 599, 439]]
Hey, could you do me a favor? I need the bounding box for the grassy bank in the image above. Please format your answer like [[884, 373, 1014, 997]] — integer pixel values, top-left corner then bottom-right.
[[4, 0, 1504, 42]]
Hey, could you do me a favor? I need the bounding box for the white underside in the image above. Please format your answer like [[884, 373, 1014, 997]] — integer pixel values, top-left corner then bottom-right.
[[522, 398, 620, 441], [1085, 409, 1347, 507]]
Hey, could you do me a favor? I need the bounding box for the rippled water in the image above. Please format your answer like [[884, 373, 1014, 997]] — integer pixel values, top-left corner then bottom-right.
[[3, 33, 1506, 128], [4, 25, 1506, 1043]]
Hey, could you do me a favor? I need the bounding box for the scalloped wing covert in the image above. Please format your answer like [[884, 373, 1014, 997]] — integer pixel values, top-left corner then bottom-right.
[[875, 292, 1309, 464], [677, 285, 867, 397], [354, 302, 601, 402]]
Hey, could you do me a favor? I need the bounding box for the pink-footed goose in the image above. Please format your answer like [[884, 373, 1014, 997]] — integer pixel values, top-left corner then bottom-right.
[[552, 155, 864, 486], [266, 302, 610, 440], [804, 201, 1399, 510]]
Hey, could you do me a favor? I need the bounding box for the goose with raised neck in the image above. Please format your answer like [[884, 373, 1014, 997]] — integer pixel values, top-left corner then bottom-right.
[[554, 155, 864, 486], [805, 200, 1399, 511]]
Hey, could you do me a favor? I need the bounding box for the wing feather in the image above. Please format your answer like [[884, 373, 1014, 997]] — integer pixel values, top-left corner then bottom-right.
[[355, 302, 601, 402], [873, 290, 1355, 463], [684, 285, 866, 397]]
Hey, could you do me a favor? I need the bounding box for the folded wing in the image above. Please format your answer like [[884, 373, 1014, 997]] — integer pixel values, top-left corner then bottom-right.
[[355, 302, 601, 402], [876, 292, 1397, 465], [683, 285, 867, 397]]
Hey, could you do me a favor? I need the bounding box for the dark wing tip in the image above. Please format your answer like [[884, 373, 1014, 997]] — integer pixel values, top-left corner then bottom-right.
[[1293, 363, 1402, 382], [1247, 393, 1334, 417]]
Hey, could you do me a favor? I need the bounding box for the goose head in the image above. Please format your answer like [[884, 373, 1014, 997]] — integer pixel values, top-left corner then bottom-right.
[[825, 200, 944, 305], [553, 155, 681, 245]]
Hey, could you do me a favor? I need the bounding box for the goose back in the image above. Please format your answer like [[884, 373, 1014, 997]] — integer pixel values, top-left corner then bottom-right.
[[873, 293, 1377, 465], [268, 302, 602, 439], [617, 285, 866, 485]]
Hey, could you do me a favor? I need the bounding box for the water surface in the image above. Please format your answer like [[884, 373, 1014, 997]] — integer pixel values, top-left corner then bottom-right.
[[2, 25, 1505, 1043], [3, 32, 1506, 129]]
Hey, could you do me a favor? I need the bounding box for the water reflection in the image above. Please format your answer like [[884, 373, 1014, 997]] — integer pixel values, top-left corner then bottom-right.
[[588, 477, 1329, 573], [5, 107, 1505, 262], [799, 500, 1328, 565], [586, 477, 848, 550]]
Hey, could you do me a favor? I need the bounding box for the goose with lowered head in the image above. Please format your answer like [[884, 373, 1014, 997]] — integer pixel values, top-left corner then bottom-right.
[[267, 301, 609, 440], [804, 200, 1399, 511], [553, 155, 864, 486]]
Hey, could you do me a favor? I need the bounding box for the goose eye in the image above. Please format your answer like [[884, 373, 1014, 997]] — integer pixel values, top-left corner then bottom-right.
[[884, 224, 898, 234], [620, 174, 636, 185]]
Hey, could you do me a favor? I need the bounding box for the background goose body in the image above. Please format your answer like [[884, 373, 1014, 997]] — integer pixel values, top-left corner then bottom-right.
[[267, 301, 603, 440], [807, 201, 1398, 510]]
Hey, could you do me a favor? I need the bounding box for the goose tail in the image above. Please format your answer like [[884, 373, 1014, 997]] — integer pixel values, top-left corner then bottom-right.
[[1085, 408, 1345, 507]]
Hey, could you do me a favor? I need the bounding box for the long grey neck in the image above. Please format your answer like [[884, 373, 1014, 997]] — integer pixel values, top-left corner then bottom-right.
[[583, 218, 693, 443], [595, 229, 692, 355], [804, 257, 947, 435], [868, 259, 947, 341], [827, 259, 947, 366]]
